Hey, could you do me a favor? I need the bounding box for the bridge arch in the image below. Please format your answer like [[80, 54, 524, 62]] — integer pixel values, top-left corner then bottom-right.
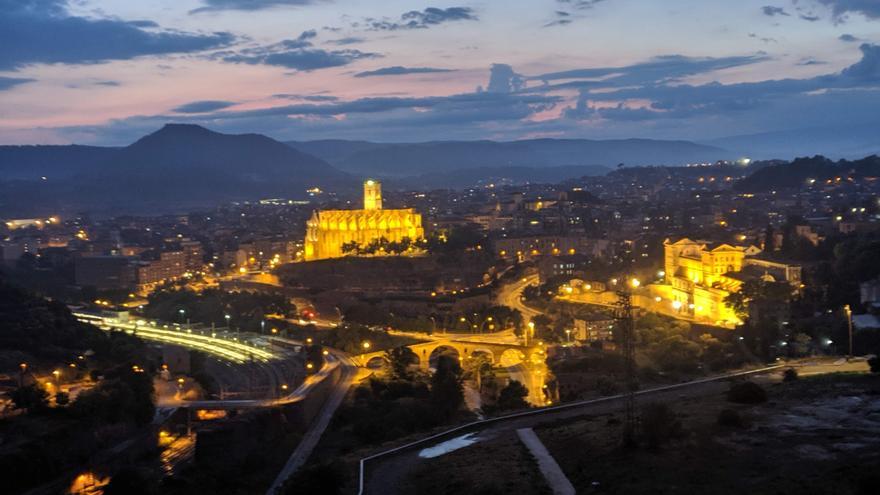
[[365, 355, 388, 369], [428, 345, 461, 370], [468, 348, 495, 364], [498, 348, 526, 367]]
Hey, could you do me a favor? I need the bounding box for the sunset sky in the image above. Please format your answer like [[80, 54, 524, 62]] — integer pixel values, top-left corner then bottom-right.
[[1, 0, 879, 144]]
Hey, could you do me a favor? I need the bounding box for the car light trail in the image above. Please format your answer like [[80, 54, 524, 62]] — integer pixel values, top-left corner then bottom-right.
[[74, 312, 278, 363]]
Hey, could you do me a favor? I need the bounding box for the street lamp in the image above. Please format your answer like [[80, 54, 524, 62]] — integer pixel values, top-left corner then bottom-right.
[[362, 341, 371, 350], [19, 362, 27, 387], [844, 304, 853, 360]]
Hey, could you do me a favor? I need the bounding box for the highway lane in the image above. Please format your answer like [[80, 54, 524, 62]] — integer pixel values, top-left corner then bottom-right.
[[74, 312, 278, 363]]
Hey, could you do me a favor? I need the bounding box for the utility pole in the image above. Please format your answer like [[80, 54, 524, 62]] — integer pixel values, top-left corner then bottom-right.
[[615, 283, 637, 447]]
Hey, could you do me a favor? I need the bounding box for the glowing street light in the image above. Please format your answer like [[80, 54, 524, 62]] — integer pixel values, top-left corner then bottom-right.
[[630, 278, 641, 288], [362, 341, 371, 350], [672, 300, 683, 310]]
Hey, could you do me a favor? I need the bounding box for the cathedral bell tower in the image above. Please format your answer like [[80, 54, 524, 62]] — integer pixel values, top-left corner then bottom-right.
[[364, 179, 382, 210]]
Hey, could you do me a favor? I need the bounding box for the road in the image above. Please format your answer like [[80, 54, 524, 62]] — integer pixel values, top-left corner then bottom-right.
[[359, 365, 789, 495], [265, 349, 358, 494], [74, 312, 278, 363], [495, 273, 542, 322]]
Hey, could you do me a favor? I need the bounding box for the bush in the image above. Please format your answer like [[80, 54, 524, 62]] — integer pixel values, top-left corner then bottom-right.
[[869, 356, 880, 373], [783, 367, 799, 382], [103, 467, 159, 495], [640, 402, 682, 449], [282, 462, 345, 495], [10, 384, 50, 413], [495, 380, 530, 411], [717, 408, 747, 428], [726, 381, 767, 404], [594, 376, 619, 396]]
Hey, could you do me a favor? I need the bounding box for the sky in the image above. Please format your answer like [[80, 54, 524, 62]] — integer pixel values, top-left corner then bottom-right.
[[1, 0, 879, 145]]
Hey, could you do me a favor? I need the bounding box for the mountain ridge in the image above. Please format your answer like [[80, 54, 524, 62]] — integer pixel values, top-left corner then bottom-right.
[[286, 137, 727, 176]]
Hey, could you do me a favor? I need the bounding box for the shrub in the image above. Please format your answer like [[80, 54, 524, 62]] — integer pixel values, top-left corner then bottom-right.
[[282, 462, 345, 495], [10, 384, 49, 413], [717, 408, 746, 428], [868, 355, 880, 373], [594, 376, 619, 396], [726, 381, 767, 404], [783, 367, 799, 382], [640, 402, 682, 449], [495, 380, 529, 411]]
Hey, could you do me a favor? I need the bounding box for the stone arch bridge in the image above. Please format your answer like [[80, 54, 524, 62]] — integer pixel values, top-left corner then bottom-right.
[[352, 339, 543, 370]]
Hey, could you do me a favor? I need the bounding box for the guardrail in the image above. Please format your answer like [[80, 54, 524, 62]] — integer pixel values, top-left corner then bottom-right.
[[357, 364, 784, 494]]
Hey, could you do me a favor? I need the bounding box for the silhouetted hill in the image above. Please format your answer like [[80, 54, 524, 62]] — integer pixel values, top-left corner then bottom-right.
[[287, 138, 726, 176], [706, 124, 880, 160], [0, 145, 118, 180], [0, 125, 353, 216], [734, 155, 880, 192], [392, 165, 610, 189], [94, 124, 348, 192]]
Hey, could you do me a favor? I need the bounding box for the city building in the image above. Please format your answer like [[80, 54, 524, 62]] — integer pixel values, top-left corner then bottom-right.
[[137, 250, 187, 287], [74, 255, 139, 290], [303, 180, 424, 261], [651, 238, 801, 326], [495, 236, 611, 262]]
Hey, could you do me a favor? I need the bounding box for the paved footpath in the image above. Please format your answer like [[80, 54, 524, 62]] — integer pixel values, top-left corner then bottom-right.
[[517, 427, 576, 495]]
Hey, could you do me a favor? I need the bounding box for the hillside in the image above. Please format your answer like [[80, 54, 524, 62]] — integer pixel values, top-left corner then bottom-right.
[[735, 155, 880, 192], [0, 125, 354, 216], [287, 138, 727, 176], [0, 145, 118, 180]]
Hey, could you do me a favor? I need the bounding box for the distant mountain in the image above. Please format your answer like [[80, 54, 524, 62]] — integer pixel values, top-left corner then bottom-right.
[[707, 124, 880, 161], [0, 124, 352, 216], [0, 145, 118, 180], [286, 138, 727, 176], [392, 165, 610, 189], [734, 155, 880, 192]]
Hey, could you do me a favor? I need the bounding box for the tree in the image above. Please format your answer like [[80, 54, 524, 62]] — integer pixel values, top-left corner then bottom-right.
[[496, 380, 529, 411], [724, 279, 793, 322], [10, 384, 49, 413], [649, 335, 702, 373], [430, 355, 463, 418], [385, 346, 418, 380], [341, 241, 360, 255], [463, 353, 494, 391], [103, 467, 158, 495]]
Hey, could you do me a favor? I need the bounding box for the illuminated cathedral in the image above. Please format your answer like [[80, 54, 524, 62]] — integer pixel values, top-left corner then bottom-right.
[[303, 180, 424, 261]]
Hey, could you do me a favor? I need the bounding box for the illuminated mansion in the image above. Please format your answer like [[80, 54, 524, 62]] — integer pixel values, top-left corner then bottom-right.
[[653, 238, 802, 326], [303, 180, 424, 261]]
